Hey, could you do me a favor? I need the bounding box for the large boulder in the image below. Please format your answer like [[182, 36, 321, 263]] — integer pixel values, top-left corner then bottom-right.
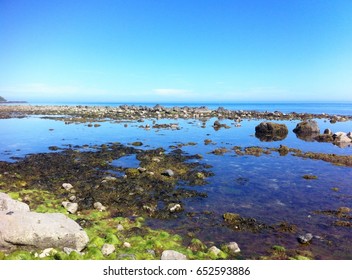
[[0, 192, 89, 252], [293, 120, 320, 135], [255, 122, 288, 141], [0, 211, 89, 251], [0, 192, 30, 212]]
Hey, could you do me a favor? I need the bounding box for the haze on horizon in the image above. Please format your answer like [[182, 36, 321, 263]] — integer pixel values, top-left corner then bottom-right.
[[1, 0, 352, 103]]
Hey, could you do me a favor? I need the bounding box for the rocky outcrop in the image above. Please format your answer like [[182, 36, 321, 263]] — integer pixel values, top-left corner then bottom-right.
[[0, 192, 89, 252], [255, 122, 288, 141]]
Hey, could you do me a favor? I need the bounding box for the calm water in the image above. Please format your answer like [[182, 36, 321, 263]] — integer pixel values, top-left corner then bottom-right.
[[1, 103, 352, 259]]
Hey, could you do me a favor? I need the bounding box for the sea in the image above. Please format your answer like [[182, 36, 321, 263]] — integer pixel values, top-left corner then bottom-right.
[[1, 101, 352, 259]]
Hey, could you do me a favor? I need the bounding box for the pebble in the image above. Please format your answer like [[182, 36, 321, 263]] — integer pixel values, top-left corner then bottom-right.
[[168, 203, 182, 213], [123, 242, 131, 248], [161, 250, 187, 260], [208, 246, 221, 256], [93, 202, 106, 211], [62, 183, 74, 191], [225, 242, 241, 254], [62, 201, 78, 214], [162, 169, 175, 177], [297, 233, 313, 244], [101, 244, 116, 256]]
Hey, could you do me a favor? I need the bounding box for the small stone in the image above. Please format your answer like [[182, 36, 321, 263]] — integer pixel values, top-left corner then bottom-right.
[[69, 195, 76, 202], [162, 169, 174, 177], [161, 250, 187, 260], [39, 248, 54, 258], [116, 224, 124, 231], [208, 246, 221, 256], [168, 203, 182, 213], [225, 242, 241, 254], [324, 128, 332, 135], [62, 201, 78, 214], [62, 183, 74, 191], [297, 233, 313, 244], [93, 202, 106, 211], [123, 242, 131, 248], [101, 244, 115, 256], [63, 247, 81, 255]]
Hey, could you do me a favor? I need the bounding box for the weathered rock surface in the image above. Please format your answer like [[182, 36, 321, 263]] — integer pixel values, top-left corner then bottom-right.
[[62, 201, 78, 214], [0, 192, 30, 212], [255, 122, 288, 141], [224, 242, 241, 254], [161, 250, 187, 260], [0, 192, 89, 252], [0, 211, 89, 251]]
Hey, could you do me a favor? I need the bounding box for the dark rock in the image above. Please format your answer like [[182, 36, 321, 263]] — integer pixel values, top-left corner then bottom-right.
[[255, 122, 288, 141]]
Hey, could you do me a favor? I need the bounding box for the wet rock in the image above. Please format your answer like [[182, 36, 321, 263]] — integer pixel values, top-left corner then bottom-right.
[[62, 201, 78, 214], [162, 169, 175, 177], [223, 212, 241, 223], [302, 174, 318, 180], [337, 207, 351, 214], [0, 211, 89, 251], [204, 139, 213, 145], [324, 128, 332, 135], [255, 122, 288, 141], [131, 141, 143, 147], [161, 250, 187, 260], [333, 132, 352, 143], [0, 192, 30, 212], [62, 183, 74, 191], [224, 242, 241, 254], [278, 145, 289, 156], [213, 120, 230, 130], [210, 148, 229, 155], [297, 233, 313, 244], [293, 120, 320, 135], [101, 244, 115, 256], [168, 203, 182, 213]]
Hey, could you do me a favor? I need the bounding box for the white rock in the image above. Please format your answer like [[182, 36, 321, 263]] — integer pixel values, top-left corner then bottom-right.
[[39, 248, 54, 258], [0, 192, 30, 212], [123, 242, 131, 248], [0, 211, 89, 251], [208, 246, 221, 256], [62, 201, 78, 214], [102, 244, 115, 256], [161, 250, 187, 260], [168, 203, 182, 213], [62, 183, 74, 191], [225, 242, 241, 253], [116, 224, 124, 231], [93, 202, 106, 211]]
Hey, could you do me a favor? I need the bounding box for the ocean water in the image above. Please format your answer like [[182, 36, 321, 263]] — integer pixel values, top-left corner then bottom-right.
[[1, 102, 352, 259]]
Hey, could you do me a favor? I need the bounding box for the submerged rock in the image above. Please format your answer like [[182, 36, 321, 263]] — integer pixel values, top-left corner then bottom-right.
[[297, 233, 313, 244]]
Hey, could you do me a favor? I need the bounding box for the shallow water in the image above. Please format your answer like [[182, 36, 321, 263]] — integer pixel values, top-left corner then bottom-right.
[[1, 115, 352, 259]]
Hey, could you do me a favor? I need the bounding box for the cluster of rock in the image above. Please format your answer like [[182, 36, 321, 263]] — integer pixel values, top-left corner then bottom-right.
[[0, 192, 89, 252], [1, 104, 351, 123], [255, 119, 352, 147]]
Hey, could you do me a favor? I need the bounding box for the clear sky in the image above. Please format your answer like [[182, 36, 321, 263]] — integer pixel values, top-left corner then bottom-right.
[[1, 0, 352, 103]]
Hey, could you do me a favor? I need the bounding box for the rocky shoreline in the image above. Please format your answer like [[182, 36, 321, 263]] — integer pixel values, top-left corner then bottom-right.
[[0, 104, 351, 123]]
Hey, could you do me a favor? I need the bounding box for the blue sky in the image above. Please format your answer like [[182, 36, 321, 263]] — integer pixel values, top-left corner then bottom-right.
[[1, 0, 352, 103]]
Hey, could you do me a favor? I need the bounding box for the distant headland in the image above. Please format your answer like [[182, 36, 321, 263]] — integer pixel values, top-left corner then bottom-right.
[[0, 96, 27, 104]]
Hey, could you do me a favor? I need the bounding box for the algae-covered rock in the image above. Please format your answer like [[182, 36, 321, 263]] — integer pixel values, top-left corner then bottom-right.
[[293, 120, 320, 135]]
